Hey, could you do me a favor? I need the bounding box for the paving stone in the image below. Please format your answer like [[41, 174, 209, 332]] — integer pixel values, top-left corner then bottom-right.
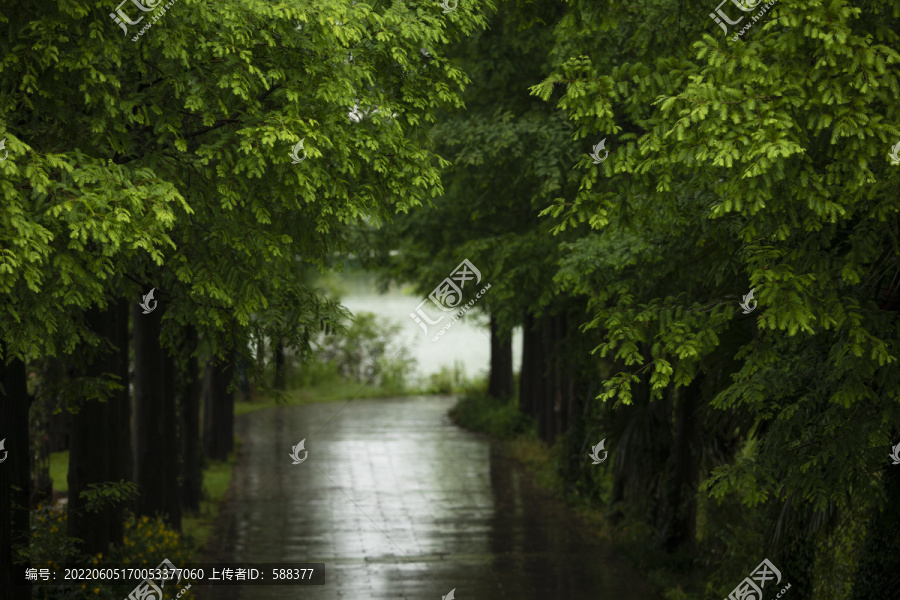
[[207, 395, 662, 600]]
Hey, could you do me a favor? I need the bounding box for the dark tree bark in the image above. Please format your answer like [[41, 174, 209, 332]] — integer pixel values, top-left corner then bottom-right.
[[162, 349, 181, 531], [519, 312, 577, 446], [487, 315, 514, 400], [607, 467, 627, 526], [68, 368, 111, 555], [541, 313, 557, 445], [44, 357, 71, 453], [107, 298, 131, 543], [0, 349, 32, 600], [273, 339, 286, 391], [771, 498, 817, 600], [608, 346, 672, 528], [518, 313, 538, 420], [658, 376, 701, 552], [607, 367, 645, 527], [850, 462, 900, 599], [180, 327, 203, 513], [537, 318, 548, 444], [30, 361, 58, 509], [133, 303, 181, 530], [68, 301, 130, 555], [203, 351, 234, 462]]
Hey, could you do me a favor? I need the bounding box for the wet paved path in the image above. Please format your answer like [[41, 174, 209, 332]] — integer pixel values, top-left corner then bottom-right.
[[212, 396, 662, 600]]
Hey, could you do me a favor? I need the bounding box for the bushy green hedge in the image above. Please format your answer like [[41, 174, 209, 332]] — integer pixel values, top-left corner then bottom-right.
[[449, 392, 532, 440]]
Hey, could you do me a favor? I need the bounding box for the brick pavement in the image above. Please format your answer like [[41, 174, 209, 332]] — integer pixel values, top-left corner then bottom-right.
[[204, 395, 662, 600]]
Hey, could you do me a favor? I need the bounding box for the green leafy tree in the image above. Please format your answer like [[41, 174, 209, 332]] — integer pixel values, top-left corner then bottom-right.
[[531, 0, 900, 595], [1, 0, 493, 591]]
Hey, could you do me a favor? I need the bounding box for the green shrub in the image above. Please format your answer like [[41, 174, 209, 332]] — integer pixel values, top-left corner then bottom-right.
[[449, 392, 531, 439], [421, 361, 470, 394], [30, 508, 193, 600], [313, 311, 416, 389]]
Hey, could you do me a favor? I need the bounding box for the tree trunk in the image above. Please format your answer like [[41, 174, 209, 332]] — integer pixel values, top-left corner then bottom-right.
[[608, 467, 627, 526], [44, 357, 71, 453], [107, 298, 131, 543], [30, 361, 58, 509], [518, 313, 538, 420], [162, 349, 181, 531], [0, 348, 31, 600], [133, 303, 181, 529], [771, 498, 816, 600], [850, 462, 900, 599], [549, 313, 565, 445], [658, 376, 701, 552], [537, 314, 553, 445], [180, 328, 203, 513], [203, 352, 235, 462], [273, 339, 286, 391], [519, 313, 561, 446], [487, 315, 514, 400], [607, 364, 645, 527], [68, 301, 130, 556]]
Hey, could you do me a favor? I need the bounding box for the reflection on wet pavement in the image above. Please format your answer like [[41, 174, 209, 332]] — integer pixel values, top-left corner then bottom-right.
[[217, 396, 661, 600]]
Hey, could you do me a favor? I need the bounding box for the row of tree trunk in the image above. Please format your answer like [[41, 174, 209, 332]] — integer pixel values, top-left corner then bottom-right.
[[0, 301, 238, 600], [488, 309, 900, 599]]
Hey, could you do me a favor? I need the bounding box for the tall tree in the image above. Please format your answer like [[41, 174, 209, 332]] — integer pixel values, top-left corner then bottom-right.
[[179, 327, 203, 513], [532, 0, 900, 590], [67, 299, 132, 555], [361, 0, 580, 411], [133, 302, 181, 529], [203, 352, 235, 463], [487, 315, 514, 399], [3, 0, 494, 573]]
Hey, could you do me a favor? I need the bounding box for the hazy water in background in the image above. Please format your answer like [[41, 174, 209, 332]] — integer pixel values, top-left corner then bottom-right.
[[332, 272, 523, 380]]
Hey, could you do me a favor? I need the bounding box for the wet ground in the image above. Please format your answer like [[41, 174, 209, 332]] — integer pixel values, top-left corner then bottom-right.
[[202, 395, 662, 600]]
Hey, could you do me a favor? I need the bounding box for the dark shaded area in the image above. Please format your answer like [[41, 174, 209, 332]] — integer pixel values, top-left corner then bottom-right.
[[488, 314, 514, 400], [0, 348, 31, 600], [134, 303, 182, 530], [203, 352, 235, 462]]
